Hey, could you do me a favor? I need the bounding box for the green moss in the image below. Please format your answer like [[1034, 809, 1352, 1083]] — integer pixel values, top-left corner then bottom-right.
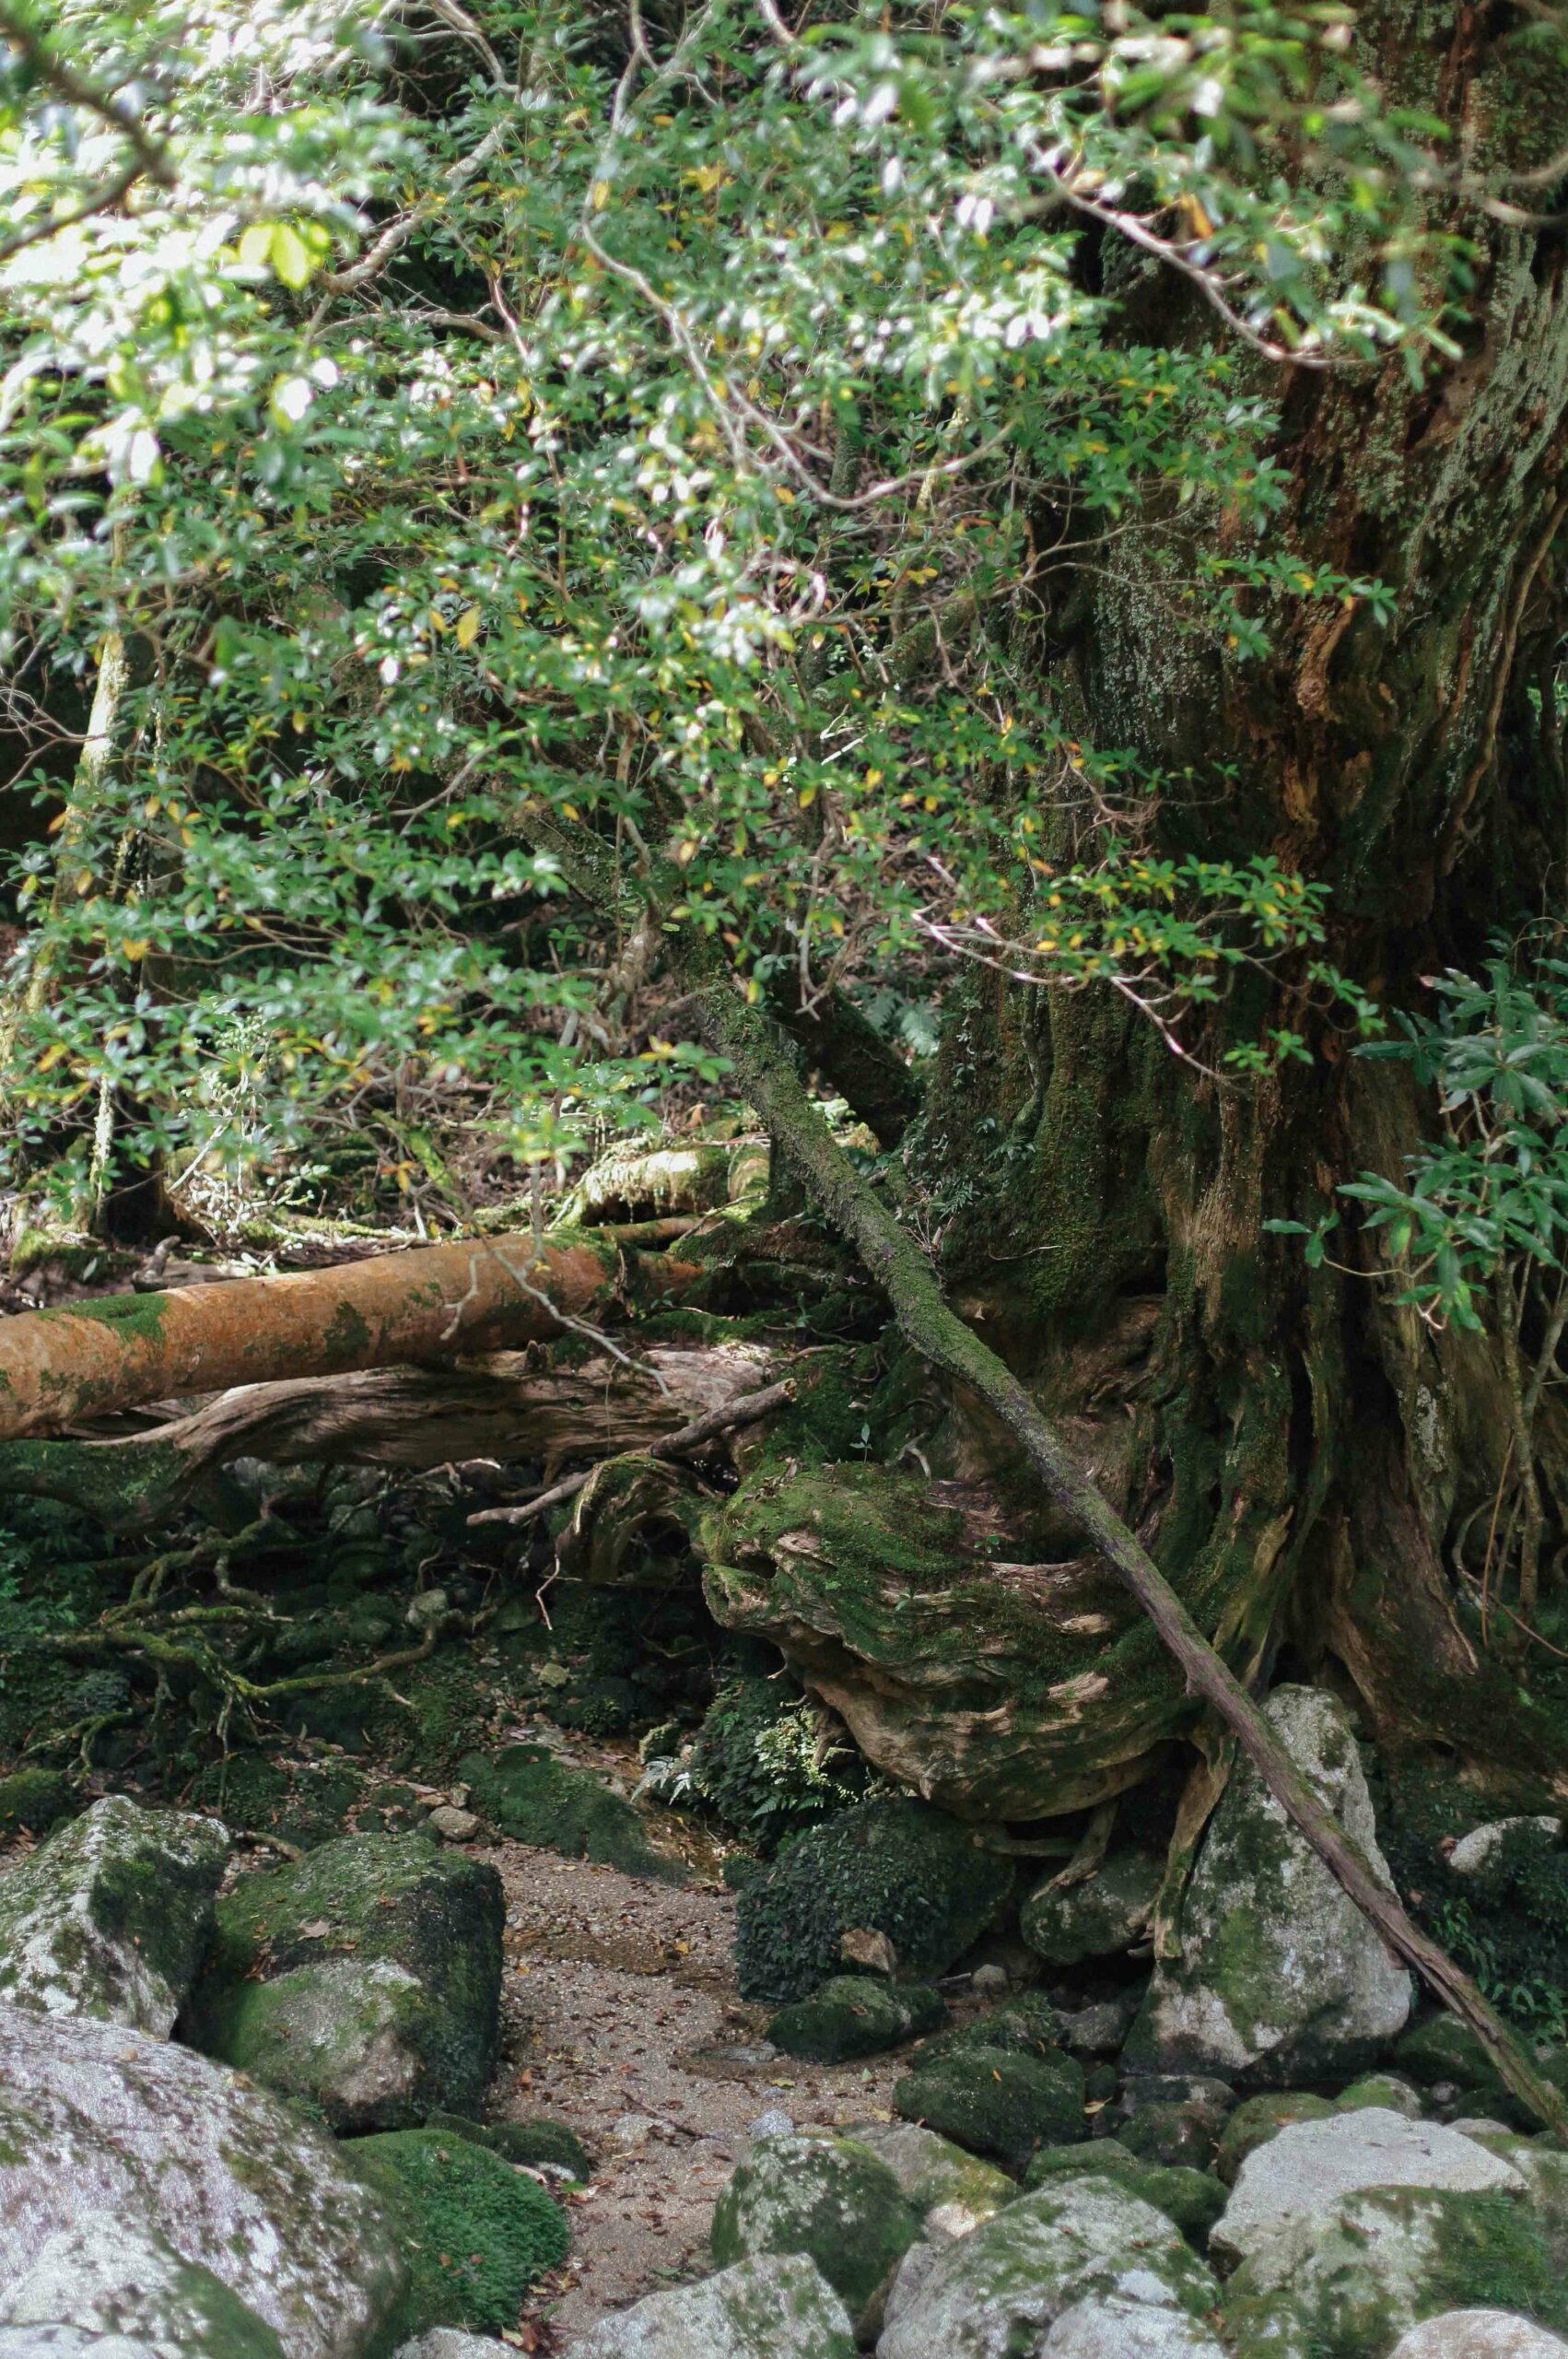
[[1024, 2138, 1144, 2189], [35, 1289, 169, 1340], [0, 1767, 73, 1837], [483, 2118, 591, 2179], [734, 1796, 1012, 2002], [923, 1992, 1065, 2065], [347, 2128, 569, 2335], [894, 2046, 1086, 2175], [767, 1977, 946, 2063], [687, 1676, 866, 1852], [458, 1744, 681, 1883], [1123, 2164, 1227, 2249]]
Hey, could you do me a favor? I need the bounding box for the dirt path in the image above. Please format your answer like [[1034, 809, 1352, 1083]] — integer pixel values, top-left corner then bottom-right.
[[486, 1842, 910, 2350]]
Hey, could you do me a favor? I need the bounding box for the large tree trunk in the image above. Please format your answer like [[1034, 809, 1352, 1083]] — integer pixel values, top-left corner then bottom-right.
[[914, 6, 1568, 1806]]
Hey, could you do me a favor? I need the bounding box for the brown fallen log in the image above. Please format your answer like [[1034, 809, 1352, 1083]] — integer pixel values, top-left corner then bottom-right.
[[0, 1227, 697, 1443], [0, 1341, 777, 1530]]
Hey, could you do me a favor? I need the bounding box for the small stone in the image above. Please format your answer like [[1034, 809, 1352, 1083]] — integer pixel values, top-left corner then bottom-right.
[[1056, 1994, 1141, 2057], [970, 1964, 1011, 2000], [1212, 2109, 1525, 2269], [1390, 2314, 1568, 2357], [611, 2113, 658, 2147], [404, 1590, 451, 1631], [394, 2336, 511, 2359], [766, 1977, 945, 2064], [747, 2109, 794, 2142], [426, 1806, 481, 1844], [1116, 2076, 1235, 2172], [1447, 1818, 1562, 1880], [1336, 2074, 1424, 2118], [536, 1661, 570, 1689], [841, 1927, 898, 1976]]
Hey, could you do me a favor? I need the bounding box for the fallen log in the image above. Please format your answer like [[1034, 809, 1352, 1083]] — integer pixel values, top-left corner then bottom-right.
[[0, 1341, 774, 1530], [0, 1227, 696, 1444]]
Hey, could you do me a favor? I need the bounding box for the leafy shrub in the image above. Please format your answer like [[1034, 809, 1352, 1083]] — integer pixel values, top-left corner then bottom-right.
[[735, 1796, 1013, 2002], [687, 1677, 867, 1851]]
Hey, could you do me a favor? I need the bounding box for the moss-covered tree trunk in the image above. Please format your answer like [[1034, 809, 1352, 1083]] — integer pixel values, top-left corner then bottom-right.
[[915, 6, 1568, 1808]]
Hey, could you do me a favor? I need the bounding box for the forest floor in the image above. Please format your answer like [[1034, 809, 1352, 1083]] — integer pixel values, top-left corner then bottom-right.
[[490, 1838, 908, 2350]]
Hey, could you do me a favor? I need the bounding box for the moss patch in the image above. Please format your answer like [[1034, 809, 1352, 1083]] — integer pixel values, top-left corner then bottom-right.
[[458, 1745, 681, 1883], [347, 2128, 569, 2336], [767, 1977, 946, 2063], [894, 2046, 1086, 2175]]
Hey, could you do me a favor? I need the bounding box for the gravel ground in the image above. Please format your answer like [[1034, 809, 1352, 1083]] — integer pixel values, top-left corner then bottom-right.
[[485, 1840, 911, 2350]]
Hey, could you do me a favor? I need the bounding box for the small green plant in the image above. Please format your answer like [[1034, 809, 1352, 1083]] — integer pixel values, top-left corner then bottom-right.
[[685, 1678, 867, 1852]]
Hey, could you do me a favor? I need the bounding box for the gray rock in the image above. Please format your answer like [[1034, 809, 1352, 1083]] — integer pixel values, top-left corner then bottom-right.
[[1223, 2186, 1564, 2359], [0, 2006, 404, 2359], [392, 2340, 509, 2359], [1390, 2315, 1568, 2356], [1055, 1995, 1141, 2058], [1448, 1819, 1562, 1880], [0, 1798, 228, 2035], [184, 1833, 503, 2132], [424, 1807, 481, 1844], [404, 1590, 450, 1631], [848, 2123, 1013, 2233], [877, 2176, 1219, 2359], [1212, 2108, 1524, 2269], [1131, 1686, 1412, 2082], [1041, 2299, 1227, 2357], [1021, 1854, 1162, 1968], [562, 2252, 855, 2358], [711, 2131, 920, 2339], [0, 2217, 281, 2359], [747, 2108, 795, 2142], [969, 1965, 1010, 2000]]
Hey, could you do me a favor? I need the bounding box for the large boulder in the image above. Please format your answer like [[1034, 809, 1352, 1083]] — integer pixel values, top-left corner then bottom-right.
[[1021, 1853, 1162, 1968], [0, 1797, 228, 2034], [1211, 2109, 1525, 2270], [0, 2006, 404, 2359], [734, 1798, 1012, 2003], [184, 1833, 502, 2131], [710, 2132, 920, 2339], [878, 2175, 1222, 2359], [1390, 2317, 1568, 2356], [1223, 2188, 1568, 2357], [893, 2045, 1085, 2175], [0, 2217, 283, 2359], [561, 2253, 855, 2359], [1131, 1686, 1412, 2082]]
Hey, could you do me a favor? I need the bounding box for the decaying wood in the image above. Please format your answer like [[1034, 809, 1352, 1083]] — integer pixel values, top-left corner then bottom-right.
[[0, 1227, 698, 1443], [467, 1375, 796, 1530], [0, 1343, 777, 1530]]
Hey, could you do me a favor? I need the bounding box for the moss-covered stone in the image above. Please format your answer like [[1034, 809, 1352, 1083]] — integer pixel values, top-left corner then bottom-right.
[[1020, 1851, 1162, 1967], [456, 1745, 681, 1883], [1223, 2186, 1568, 2358], [734, 1797, 1012, 2003], [0, 2216, 285, 2359], [893, 2045, 1086, 2175], [1024, 2137, 1146, 2189], [0, 1769, 74, 1838], [185, 1832, 502, 2131], [848, 2121, 1015, 2229], [1397, 2015, 1511, 2101], [768, 1976, 946, 2063], [710, 2131, 921, 2338], [1213, 2091, 1337, 2184], [0, 1794, 228, 2035], [347, 2127, 569, 2337], [1123, 2164, 1229, 2249], [921, 1990, 1063, 2064]]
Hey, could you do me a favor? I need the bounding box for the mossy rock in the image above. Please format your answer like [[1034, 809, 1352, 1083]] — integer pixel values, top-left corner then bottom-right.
[[848, 2120, 1015, 2227], [347, 2127, 569, 2336], [1122, 2163, 1228, 2249], [427, 2110, 591, 2179], [0, 2214, 285, 2359], [185, 1832, 503, 2131], [767, 1977, 946, 2064], [1336, 2074, 1423, 2118], [1223, 2184, 1568, 2358], [1024, 2137, 1145, 2190], [894, 2046, 1086, 2175], [710, 2130, 920, 2339], [1396, 2015, 1511, 2102], [1020, 1851, 1162, 1967], [921, 1990, 1062, 2064], [0, 1768, 74, 1838], [734, 1797, 1012, 2003], [457, 1745, 681, 1884], [1213, 2091, 1338, 2184]]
